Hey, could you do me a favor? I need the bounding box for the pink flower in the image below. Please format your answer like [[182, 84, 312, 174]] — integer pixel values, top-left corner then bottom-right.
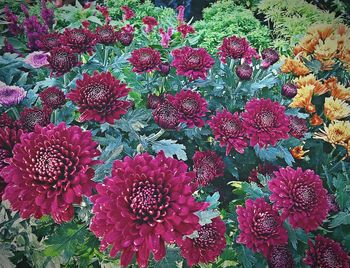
[[39, 87, 65, 109], [177, 24, 195, 38], [193, 150, 224, 186], [1, 123, 100, 223], [24, 51, 49, 68], [168, 89, 208, 128], [159, 27, 173, 48], [90, 152, 208, 268], [236, 198, 288, 256], [171, 46, 214, 80], [0, 85, 26, 106], [269, 167, 329, 232], [116, 25, 134, 46], [121, 6, 135, 21], [142, 16, 158, 33], [242, 98, 290, 147], [208, 110, 248, 155], [177, 5, 185, 24]]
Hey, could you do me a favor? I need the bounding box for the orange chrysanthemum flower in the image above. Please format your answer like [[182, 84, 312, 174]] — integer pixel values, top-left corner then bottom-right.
[[308, 23, 334, 41], [281, 58, 310, 76], [289, 84, 314, 110], [290, 145, 309, 159], [294, 74, 328, 95], [310, 113, 323, 126], [324, 77, 350, 100]]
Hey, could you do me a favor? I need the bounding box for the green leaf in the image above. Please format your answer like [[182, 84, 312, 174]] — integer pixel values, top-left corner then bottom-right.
[[236, 245, 257, 268], [206, 192, 221, 210], [242, 182, 267, 199], [86, 16, 103, 25], [329, 212, 350, 229], [195, 210, 220, 225], [152, 139, 187, 160]]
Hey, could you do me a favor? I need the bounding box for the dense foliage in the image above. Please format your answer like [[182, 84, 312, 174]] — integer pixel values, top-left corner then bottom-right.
[[0, 1, 349, 268]]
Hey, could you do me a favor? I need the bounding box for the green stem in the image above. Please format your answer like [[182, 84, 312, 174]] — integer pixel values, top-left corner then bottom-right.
[[8, 107, 20, 120], [103, 46, 109, 67]]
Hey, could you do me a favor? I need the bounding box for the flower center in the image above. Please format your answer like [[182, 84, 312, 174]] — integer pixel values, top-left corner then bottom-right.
[[321, 248, 341, 267], [292, 183, 317, 212], [0, 89, 16, 98], [70, 31, 87, 43], [54, 52, 69, 64], [139, 52, 152, 63], [196, 156, 216, 182], [222, 119, 240, 136], [256, 110, 276, 129], [180, 97, 199, 115], [99, 28, 113, 38], [128, 180, 170, 226], [253, 211, 278, 238], [188, 54, 201, 66], [23, 110, 45, 130], [193, 223, 218, 249]]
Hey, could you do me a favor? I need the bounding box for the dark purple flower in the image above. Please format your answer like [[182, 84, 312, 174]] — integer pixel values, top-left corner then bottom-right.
[[3, 5, 23, 36], [236, 64, 253, 80], [47, 47, 79, 76], [282, 83, 298, 99], [147, 94, 165, 109], [19, 107, 51, 132], [23, 16, 48, 51], [39, 87, 66, 109], [152, 101, 180, 129], [261, 48, 279, 69], [288, 116, 308, 139], [267, 245, 294, 268], [158, 62, 171, 76], [41, 0, 55, 29], [116, 25, 134, 46]]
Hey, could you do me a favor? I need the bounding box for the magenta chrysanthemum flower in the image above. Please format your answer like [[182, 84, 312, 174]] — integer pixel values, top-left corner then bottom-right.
[[269, 167, 329, 232], [261, 48, 279, 69], [60, 28, 96, 54], [152, 101, 180, 129], [168, 89, 207, 128], [193, 150, 224, 186], [281, 83, 298, 99], [288, 116, 308, 139], [90, 152, 208, 268], [96, 25, 117, 45], [157, 62, 171, 76], [147, 94, 165, 109], [0, 127, 23, 171], [218, 35, 259, 64], [236, 197, 288, 256], [180, 217, 226, 266], [242, 98, 290, 147], [171, 47, 214, 80], [19, 107, 51, 132], [208, 110, 247, 155], [36, 32, 62, 52], [24, 51, 49, 68], [142, 16, 158, 33], [304, 235, 349, 268], [267, 245, 295, 268], [67, 72, 131, 124], [128, 47, 161, 73], [177, 24, 195, 38], [1, 123, 100, 223], [39, 87, 66, 109], [48, 47, 79, 76], [0, 85, 26, 106], [116, 25, 134, 46], [121, 6, 135, 21]]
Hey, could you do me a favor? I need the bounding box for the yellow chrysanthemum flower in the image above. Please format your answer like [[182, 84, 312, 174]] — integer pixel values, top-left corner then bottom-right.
[[324, 97, 350, 121], [331, 83, 350, 101], [289, 84, 314, 109], [294, 74, 327, 95], [307, 23, 334, 41], [314, 120, 350, 145], [314, 38, 338, 61]]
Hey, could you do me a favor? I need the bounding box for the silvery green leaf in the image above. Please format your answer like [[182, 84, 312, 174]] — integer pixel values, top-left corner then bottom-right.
[[152, 139, 187, 160]]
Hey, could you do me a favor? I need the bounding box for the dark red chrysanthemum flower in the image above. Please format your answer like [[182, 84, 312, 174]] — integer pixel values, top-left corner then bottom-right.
[[152, 101, 180, 129], [90, 152, 208, 268], [60, 28, 96, 54], [326, 194, 340, 213], [47, 47, 79, 76], [218, 35, 259, 64], [147, 94, 165, 109], [96, 25, 117, 45], [180, 217, 226, 266], [116, 25, 134, 46], [281, 83, 298, 99], [36, 32, 62, 52], [304, 235, 349, 268], [261, 48, 279, 69], [67, 71, 131, 124], [171, 46, 214, 80], [242, 98, 290, 147], [157, 62, 171, 76], [267, 245, 294, 268], [236, 197, 288, 256], [0, 127, 23, 171], [235, 64, 253, 80], [0, 113, 14, 128], [142, 16, 158, 33], [128, 47, 161, 73], [168, 89, 208, 128], [208, 109, 247, 155], [177, 24, 195, 38], [20, 107, 51, 132], [193, 150, 224, 186], [247, 163, 279, 186], [288, 115, 308, 139], [269, 167, 329, 232], [1, 123, 100, 223], [39, 87, 66, 109], [0, 177, 6, 200]]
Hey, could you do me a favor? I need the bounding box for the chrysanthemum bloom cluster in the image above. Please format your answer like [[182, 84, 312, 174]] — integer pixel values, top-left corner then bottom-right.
[[23, 15, 48, 51], [236, 198, 288, 256], [68, 72, 131, 124], [36, 32, 62, 52], [24, 51, 49, 68], [1, 123, 100, 223], [171, 46, 214, 80], [19, 107, 51, 132], [96, 25, 118, 45], [269, 167, 329, 232], [267, 245, 294, 268], [303, 235, 349, 268], [208, 109, 247, 155], [180, 217, 226, 266], [294, 23, 350, 71], [193, 150, 224, 186], [324, 97, 350, 121], [90, 152, 207, 268], [168, 90, 208, 128], [3, 5, 23, 36], [142, 16, 158, 33], [47, 47, 79, 76], [121, 6, 135, 21], [116, 25, 134, 46], [0, 85, 26, 106], [60, 28, 96, 54], [242, 98, 290, 147], [152, 100, 180, 129], [218, 35, 259, 64], [129, 47, 161, 73], [39, 87, 66, 109], [288, 115, 308, 139], [261, 48, 280, 69]]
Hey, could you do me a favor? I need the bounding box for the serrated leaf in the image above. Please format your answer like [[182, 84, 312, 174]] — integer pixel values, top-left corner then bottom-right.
[[206, 192, 220, 210], [236, 245, 256, 268], [242, 182, 267, 199], [152, 139, 187, 160], [195, 210, 220, 225], [329, 212, 350, 228]]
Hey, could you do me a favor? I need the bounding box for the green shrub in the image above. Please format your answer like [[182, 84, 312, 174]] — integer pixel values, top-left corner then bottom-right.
[[193, 0, 272, 54], [258, 0, 342, 54]]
